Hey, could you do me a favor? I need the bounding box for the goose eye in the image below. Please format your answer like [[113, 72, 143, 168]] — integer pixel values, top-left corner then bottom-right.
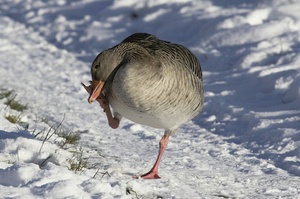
[[94, 64, 100, 69]]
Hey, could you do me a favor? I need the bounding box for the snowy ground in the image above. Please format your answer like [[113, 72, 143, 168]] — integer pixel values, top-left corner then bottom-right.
[[0, 0, 300, 198]]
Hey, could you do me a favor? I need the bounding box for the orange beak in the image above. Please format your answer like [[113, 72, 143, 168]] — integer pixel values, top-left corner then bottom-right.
[[88, 80, 105, 103]]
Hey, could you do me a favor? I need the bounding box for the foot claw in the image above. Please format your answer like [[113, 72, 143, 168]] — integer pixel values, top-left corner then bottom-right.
[[81, 82, 92, 94], [81, 82, 109, 111]]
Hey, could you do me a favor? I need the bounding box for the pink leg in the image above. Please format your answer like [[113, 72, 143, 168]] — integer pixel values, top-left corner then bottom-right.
[[81, 83, 120, 129], [98, 94, 119, 129], [134, 134, 170, 179]]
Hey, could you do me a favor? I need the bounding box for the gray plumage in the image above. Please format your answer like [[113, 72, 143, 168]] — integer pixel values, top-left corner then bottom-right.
[[91, 33, 204, 135]]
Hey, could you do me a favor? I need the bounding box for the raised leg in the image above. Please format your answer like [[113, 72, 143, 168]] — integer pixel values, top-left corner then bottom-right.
[[81, 82, 120, 129], [134, 134, 170, 179], [98, 94, 120, 129]]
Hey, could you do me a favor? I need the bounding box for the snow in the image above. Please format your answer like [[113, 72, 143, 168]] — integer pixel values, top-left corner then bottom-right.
[[0, 0, 300, 198]]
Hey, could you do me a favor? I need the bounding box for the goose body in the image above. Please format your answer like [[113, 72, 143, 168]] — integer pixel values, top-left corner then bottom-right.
[[82, 33, 204, 179]]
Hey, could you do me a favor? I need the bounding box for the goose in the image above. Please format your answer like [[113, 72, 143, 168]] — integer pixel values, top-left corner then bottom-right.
[[82, 33, 204, 179]]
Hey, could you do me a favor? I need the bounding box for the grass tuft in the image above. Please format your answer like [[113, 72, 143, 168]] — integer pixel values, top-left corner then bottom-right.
[[5, 115, 21, 124], [1, 88, 27, 125], [7, 100, 27, 112], [4, 94, 27, 112], [32, 117, 88, 172], [60, 133, 81, 148], [0, 89, 13, 99], [68, 146, 89, 173]]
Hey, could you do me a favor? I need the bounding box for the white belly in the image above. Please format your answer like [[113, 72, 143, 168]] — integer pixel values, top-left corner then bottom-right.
[[108, 96, 182, 130]]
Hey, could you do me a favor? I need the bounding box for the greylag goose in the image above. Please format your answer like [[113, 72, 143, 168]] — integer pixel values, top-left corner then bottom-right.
[[82, 33, 204, 179]]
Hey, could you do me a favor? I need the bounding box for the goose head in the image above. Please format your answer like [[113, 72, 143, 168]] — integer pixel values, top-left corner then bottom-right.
[[88, 49, 121, 103]]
